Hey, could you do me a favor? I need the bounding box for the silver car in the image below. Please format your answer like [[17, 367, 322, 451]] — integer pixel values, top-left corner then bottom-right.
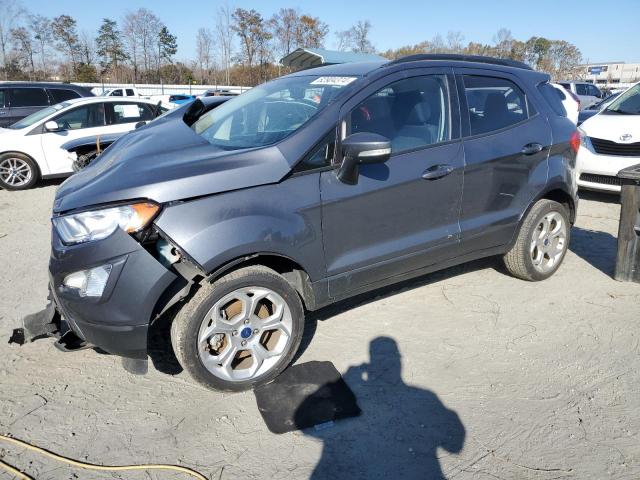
[[557, 81, 604, 110]]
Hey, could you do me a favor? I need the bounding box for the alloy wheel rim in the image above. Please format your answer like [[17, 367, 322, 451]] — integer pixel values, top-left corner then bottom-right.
[[0, 158, 32, 187], [197, 286, 293, 382], [530, 211, 567, 273]]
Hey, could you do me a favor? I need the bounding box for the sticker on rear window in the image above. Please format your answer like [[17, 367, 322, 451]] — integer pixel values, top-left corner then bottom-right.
[[310, 76, 357, 86]]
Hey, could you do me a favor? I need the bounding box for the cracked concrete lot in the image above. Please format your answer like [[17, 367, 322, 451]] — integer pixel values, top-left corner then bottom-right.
[[1, 183, 639, 479]]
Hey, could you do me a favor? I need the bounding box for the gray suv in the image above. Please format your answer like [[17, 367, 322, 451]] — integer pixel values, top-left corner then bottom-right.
[[48, 55, 579, 391]]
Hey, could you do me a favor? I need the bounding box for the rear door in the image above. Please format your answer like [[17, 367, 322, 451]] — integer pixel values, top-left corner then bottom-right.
[[105, 101, 156, 132], [0, 88, 8, 127], [6, 87, 50, 126], [456, 69, 552, 252], [320, 68, 465, 296]]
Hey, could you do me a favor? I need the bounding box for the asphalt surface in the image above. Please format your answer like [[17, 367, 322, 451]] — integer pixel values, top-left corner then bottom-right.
[[1, 182, 639, 479]]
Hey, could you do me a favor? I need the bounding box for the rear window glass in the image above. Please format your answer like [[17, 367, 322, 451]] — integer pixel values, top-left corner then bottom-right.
[[538, 84, 567, 117], [10, 88, 49, 107], [126, 89, 135, 96], [49, 88, 81, 104], [463, 75, 531, 136]]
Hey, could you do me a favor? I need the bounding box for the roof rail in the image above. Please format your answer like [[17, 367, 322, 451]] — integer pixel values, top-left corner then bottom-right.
[[387, 54, 533, 71]]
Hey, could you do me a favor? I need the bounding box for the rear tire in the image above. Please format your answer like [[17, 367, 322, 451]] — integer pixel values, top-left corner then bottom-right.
[[171, 266, 304, 391], [503, 199, 570, 281], [0, 153, 38, 190]]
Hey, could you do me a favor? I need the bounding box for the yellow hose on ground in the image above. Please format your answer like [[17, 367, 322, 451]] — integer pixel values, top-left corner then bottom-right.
[[0, 434, 208, 480]]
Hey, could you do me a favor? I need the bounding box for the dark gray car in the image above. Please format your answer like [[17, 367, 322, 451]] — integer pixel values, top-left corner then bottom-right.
[[47, 55, 580, 391], [0, 82, 94, 127]]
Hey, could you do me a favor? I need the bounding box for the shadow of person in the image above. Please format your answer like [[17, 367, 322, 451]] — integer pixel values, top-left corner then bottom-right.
[[295, 337, 465, 480]]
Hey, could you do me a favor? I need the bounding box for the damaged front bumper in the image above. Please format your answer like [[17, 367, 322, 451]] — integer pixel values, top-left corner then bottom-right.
[[47, 225, 179, 359]]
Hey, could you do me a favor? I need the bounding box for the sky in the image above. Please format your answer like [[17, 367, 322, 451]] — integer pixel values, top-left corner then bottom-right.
[[22, 0, 640, 64]]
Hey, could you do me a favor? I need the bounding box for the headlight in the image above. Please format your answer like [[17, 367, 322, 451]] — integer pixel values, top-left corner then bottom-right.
[[577, 127, 592, 149], [53, 202, 160, 245]]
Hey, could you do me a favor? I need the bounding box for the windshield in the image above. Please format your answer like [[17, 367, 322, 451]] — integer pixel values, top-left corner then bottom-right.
[[604, 84, 640, 115], [192, 75, 358, 150], [8, 103, 69, 129]]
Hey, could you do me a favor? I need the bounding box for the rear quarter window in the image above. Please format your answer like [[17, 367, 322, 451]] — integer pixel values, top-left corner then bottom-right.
[[49, 88, 81, 103], [538, 84, 567, 117]]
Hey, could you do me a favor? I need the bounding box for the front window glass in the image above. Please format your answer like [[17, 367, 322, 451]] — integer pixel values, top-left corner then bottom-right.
[[54, 103, 105, 130], [8, 103, 68, 129], [0, 89, 5, 108], [604, 84, 640, 115], [346, 75, 451, 153], [192, 75, 356, 150]]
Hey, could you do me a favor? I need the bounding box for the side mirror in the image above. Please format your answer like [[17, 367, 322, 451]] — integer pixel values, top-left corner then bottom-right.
[[44, 120, 61, 132], [337, 132, 391, 185], [135, 121, 146, 129]]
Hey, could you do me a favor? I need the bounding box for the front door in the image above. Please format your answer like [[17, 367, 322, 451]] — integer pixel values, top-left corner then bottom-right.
[[320, 69, 464, 297], [40, 102, 108, 174]]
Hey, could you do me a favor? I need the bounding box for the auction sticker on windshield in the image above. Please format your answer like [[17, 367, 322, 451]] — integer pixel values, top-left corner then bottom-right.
[[311, 76, 357, 86]]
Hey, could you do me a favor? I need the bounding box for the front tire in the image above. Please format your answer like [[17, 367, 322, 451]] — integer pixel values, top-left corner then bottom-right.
[[503, 199, 570, 281], [171, 266, 304, 391], [0, 153, 38, 190]]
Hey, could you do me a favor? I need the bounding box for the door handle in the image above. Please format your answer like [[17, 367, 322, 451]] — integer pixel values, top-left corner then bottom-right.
[[0, 111, 6, 115], [422, 164, 454, 180], [521, 143, 543, 155]]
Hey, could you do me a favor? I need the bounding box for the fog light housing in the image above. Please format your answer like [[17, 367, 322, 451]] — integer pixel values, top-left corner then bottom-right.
[[63, 264, 112, 297]]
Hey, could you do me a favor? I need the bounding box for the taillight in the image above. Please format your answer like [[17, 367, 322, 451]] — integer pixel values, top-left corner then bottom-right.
[[569, 131, 580, 153]]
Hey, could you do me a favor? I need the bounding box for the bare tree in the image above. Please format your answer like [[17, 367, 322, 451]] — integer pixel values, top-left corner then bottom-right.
[[30, 14, 52, 75], [336, 20, 374, 53], [122, 13, 139, 81], [270, 8, 299, 59], [10, 26, 34, 78], [0, 0, 24, 79], [296, 15, 328, 49], [216, 5, 234, 85], [446, 31, 464, 53], [493, 28, 514, 58], [196, 27, 214, 83], [430, 34, 446, 53], [122, 8, 162, 80], [78, 31, 96, 65], [51, 15, 80, 71], [232, 8, 272, 83]]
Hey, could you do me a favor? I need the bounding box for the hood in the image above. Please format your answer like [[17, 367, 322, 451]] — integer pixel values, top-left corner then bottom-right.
[[580, 112, 640, 143], [53, 116, 292, 213]]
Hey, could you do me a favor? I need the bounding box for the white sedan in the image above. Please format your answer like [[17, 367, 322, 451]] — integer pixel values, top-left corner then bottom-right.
[[576, 82, 640, 193], [0, 97, 165, 190]]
